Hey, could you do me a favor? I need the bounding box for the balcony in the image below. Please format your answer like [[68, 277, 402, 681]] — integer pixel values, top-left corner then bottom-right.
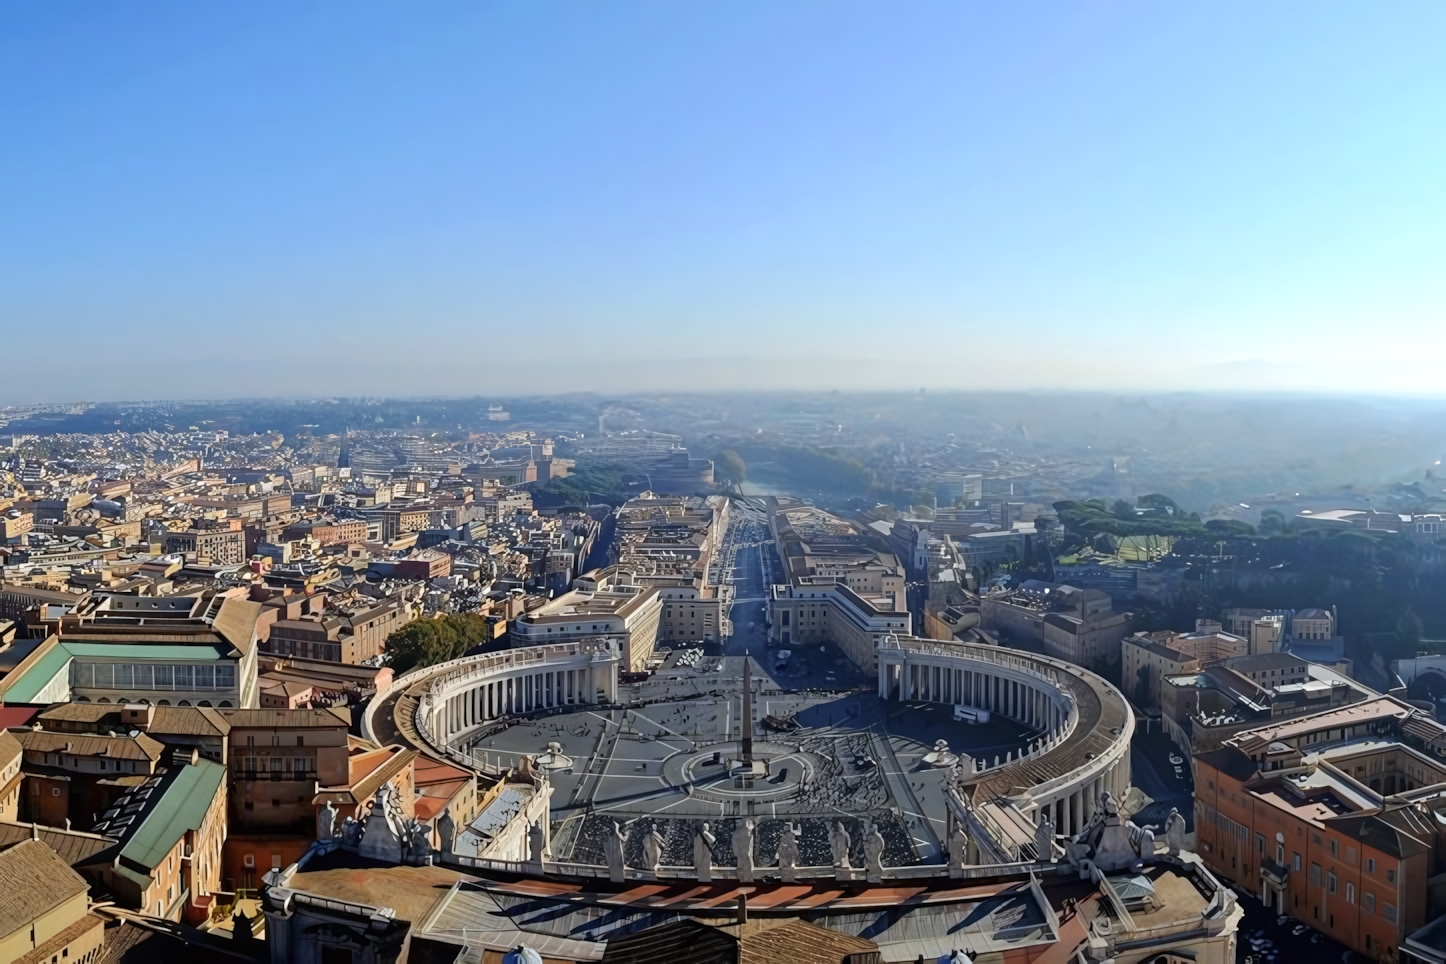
[[1260, 855, 1290, 886]]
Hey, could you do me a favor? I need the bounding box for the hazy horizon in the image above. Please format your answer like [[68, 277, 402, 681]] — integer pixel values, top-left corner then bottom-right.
[[5, 3, 1446, 401]]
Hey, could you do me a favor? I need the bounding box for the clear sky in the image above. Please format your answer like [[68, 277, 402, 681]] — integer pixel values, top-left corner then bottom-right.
[[3, 3, 1445, 401]]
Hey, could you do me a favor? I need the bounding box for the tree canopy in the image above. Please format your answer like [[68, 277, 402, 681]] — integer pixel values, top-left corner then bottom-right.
[[1054, 497, 1208, 540], [384, 614, 494, 673]]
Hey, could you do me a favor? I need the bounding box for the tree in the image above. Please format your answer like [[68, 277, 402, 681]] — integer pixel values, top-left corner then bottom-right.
[[1258, 509, 1287, 536], [1112, 499, 1136, 520], [385, 614, 494, 673]]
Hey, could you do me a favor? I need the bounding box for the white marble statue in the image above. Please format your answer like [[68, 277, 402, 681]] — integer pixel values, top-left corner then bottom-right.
[[604, 819, 627, 883], [1034, 812, 1055, 863], [1164, 807, 1187, 855], [732, 819, 756, 883], [830, 821, 852, 873], [693, 823, 716, 882], [863, 820, 885, 883], [776, 822, 801, 882], [642, 823, 665, 879]]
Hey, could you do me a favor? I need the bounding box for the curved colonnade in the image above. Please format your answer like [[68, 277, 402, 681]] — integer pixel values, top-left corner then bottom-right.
[[877, 637, 1134, 837], [363, 638, 621, 766], [366, 635, 1131, 852]]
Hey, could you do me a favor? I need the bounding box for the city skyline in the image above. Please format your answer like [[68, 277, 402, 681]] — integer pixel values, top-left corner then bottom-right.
[[4, 3, 1446, 401]]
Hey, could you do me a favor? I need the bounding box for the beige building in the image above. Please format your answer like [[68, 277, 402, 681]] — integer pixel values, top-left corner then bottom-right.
[[0, 840, 105, 964], [0, 730, 20, 823], [765, 498, 912, 673], [770, 581, 911, 672], [511, 574, 663, 671], [1123, 632, 1203, 708]]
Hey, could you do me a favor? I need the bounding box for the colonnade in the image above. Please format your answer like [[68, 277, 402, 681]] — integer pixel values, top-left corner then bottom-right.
[[876, 639, 1133, 837], [421, 641, 621, 749], [881, 658, 1068, 735]]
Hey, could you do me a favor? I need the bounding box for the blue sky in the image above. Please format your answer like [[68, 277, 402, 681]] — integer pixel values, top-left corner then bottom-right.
[[3, 3, 1445, 401]]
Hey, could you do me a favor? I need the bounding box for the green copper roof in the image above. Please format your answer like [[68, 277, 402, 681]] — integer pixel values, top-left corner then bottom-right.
[[0, 640, 236, 703], [117, 758, 226, 871]]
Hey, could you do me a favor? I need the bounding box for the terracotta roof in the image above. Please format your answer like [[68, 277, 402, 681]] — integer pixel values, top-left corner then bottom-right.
[[220, 707, 350, 728], [0, 821, 115, 865], [0, 839, 90, 938], [14, 912, 105, 964], [0, 706, 41, 729], [0, 728, 21, 765], [17, 729, 166, 761], [740, 919, 879, 964], [150, 705, 231, 737]]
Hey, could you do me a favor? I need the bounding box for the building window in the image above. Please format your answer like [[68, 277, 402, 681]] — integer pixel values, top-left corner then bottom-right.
[[1328, 872, 1337, 895], [1293, 853, 1301, 872], [1367, 858, 1375, 874], [1384, 902, 1397, 923], [1329, 839, 1338, 857], [1310, 863, 1321, 886], [1386, 868, 1396, 884], [1345, 883, 1354, 903], [1364, 892, 1375, 913]]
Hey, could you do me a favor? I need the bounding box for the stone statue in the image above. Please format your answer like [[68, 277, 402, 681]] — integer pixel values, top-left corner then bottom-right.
[[776, 822, 801, 882], [863, 820, 885, 883], [529, 821, 548, 870], [437, 809, 456, 856], [1034, 812, 1054, 863], [1100, 791, 1120, 818], [341, 815, 361, 848], [642, 823, 665, 879], [948, 820, 969, 878], [1164, 808, 1187, 855], [693, 823, 716, 882], [359, 783, 405, 863], [411, 821, 433, 865], [732, 819, 755, 883], [830, 821, 852, 873], [604, 819, 627, 883], [317, 800, 338, 841], [1135, 825, 1157, 863]]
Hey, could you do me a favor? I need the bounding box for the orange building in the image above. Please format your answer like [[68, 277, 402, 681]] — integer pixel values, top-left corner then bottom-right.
[[1194, 696, 1446, 960]]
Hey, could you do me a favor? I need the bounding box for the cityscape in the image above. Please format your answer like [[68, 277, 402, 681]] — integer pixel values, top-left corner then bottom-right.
[[5, 4, 1446, 963], [2, 393, 1446, 964]]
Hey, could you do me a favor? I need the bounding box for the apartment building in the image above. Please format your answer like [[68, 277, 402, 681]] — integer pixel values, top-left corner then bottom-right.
[[1194, 696, 1446, 960], [980, 580, 1131, 674], [82, 752, 228, 922], [161, 520, 247, 566], [765, 498, 912, 673], [17, 729, 166, 829], [0, 840, 104, 964]]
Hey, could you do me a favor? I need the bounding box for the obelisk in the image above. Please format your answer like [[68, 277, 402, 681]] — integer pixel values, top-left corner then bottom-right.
[[741, 656, 753, 764]]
